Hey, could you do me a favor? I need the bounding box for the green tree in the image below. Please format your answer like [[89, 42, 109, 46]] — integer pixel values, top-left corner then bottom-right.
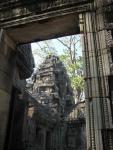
[[57, 35, 84, 102]]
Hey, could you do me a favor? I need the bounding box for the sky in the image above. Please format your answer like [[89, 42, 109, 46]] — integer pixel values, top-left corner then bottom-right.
[[31, 35, 82, 67]]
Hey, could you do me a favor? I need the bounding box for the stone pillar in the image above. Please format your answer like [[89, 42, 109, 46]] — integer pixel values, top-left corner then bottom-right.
[[79, 10, 112, 150], [0, 29, 16, 150]]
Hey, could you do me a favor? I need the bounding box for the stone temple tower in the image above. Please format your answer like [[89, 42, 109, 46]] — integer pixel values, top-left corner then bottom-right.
[[32, 55, 74, 117]]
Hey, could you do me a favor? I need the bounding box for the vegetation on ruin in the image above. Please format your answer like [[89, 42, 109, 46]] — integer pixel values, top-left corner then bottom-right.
[[32, 35, 84, 103]]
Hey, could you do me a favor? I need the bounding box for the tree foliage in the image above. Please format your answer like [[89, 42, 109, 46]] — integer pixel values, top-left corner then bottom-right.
[[57, 35, 84, 102]]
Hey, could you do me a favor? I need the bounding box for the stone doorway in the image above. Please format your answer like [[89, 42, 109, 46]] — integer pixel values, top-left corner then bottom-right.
[[0, 0, 113, 150]]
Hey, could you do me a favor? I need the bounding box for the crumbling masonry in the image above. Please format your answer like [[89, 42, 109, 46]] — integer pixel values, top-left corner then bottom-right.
[[32, 55, 74, 116], [26, 55, 86, 150], [0, 0, 113, 150]]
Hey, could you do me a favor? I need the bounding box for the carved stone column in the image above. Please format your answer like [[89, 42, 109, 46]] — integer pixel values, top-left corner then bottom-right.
[[0, 29, 16, 150], [79, 9, 113, 150]]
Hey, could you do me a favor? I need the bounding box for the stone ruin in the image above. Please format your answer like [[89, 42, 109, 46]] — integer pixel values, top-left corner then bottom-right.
[[31, 55, 74, 117], [25, 55, 86, 150], [7, 52, 86, 150]]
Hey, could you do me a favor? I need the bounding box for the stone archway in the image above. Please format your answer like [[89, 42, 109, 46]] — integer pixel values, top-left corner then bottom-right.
[[0, 1, 113, 150]]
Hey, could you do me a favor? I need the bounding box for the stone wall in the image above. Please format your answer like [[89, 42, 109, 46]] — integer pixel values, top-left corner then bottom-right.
[[0, 30, 34, 150], [79, 0, 113, 149], [4, 87, 26, 150], [17, 44, 34, 79], [66, 119, 86, 150], [0, 30, 16, 150], [6, 89, 57, 150]]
